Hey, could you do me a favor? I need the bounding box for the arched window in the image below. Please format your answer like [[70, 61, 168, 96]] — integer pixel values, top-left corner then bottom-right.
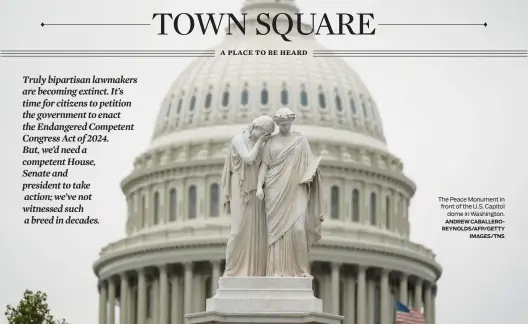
[[222, 90, 229, 107], [169, 189, 177, 222], [350, 98, 357, 114], [300, 89, 308, 106], [386, 196, 390, 229], [361, 99, 368, 117], [189, 95, 196, 111], [241, 89, 249, 105], [166, 95, 174, 117], [176, 97, 183, 114], [318, 91, 326, 109], [141, 195, 146, 227], [281, 88, 288, 106], [370, 192, 377, 225], [335, 94, 343, 112], [204, 92, 212, 108], [153, 191, 160, 225], [188, 185, 197, 219], [210, 183, 220, 217], [352, 189, 359, 222], [331, 186, 339, 219], [261, 88, 269, 105]]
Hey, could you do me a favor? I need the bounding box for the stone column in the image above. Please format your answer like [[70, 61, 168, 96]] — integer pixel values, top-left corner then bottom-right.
[[413, 278, 422, 312], [399, 274, 408, 306], [128, 287, 136, 324], [99, 281, 108, 324], [345, 277, 356, 324], [108, 279, 116, 324], [424, 283, 433, 324], [367, 280, 375, 324], [171, 276, 182, 324], [183, 262, 193, 315], [211, 260, 221, 295], [331, 262, 341, 314], [380, 270, 389, 324], [159, 265, 169, 324], [137, 269, 147, 324], [356, 266, 367, 324], [323, 275, 331, 313], [120, 274, 129, 324], [361, 182, 369, 225]]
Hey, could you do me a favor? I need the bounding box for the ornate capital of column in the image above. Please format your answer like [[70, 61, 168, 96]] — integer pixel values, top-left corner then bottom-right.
[[381, 268, 390, 277], [98, 280, 108, 291], [357, 265, 368, 272], [331, 262, 342, 270], [210, 260, 221, 266], [159, 264, 168, 272], [183, 261, 193, 271], [137, 268, 146, 276]]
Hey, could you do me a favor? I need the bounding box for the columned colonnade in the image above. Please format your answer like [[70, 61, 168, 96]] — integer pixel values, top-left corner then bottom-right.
[[312, 262, 436, 324], [98, 261, 436, 324]]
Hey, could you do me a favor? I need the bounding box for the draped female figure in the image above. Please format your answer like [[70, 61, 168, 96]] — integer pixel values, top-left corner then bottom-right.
[[221, 116, 275, 277], [256, 108, 324, 277]]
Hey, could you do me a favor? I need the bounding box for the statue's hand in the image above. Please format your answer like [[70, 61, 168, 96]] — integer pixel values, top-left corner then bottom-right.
[[258, 133, 271, 145], [319, 215, 324, 222], [256, 187, 264, 200]]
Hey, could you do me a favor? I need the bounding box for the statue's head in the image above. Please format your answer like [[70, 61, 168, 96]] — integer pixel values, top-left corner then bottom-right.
[[248, 115, 275, 139], [273, 108, 295, 133]]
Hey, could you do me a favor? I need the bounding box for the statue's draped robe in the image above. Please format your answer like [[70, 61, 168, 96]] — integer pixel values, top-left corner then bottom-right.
[[221, 133, 267, 277], [261, 132, 324, 277]]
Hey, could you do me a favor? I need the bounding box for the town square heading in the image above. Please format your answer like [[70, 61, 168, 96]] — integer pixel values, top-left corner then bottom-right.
[[152, 12, 376, 42]]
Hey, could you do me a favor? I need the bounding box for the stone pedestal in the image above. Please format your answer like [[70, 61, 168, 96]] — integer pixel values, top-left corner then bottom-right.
[[185, 277, 343, 324]]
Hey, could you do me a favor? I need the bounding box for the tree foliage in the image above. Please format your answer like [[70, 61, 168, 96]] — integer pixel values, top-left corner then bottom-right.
[[4, 290, 69, 324]]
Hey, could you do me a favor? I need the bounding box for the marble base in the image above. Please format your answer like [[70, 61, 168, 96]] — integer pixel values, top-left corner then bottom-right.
[[185, 277, 343, 324]]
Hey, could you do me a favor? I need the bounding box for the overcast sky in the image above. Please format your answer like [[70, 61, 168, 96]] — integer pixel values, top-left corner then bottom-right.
[[1, 0, 527, 323]]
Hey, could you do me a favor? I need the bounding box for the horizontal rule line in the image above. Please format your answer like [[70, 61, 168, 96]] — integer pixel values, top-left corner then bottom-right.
[[0, 55, 216, 58], [313, 55, 527, 58], [1, 50, 215, 52], [1, 52, 214, 55], [42, 23, 150, 26], [313, 50, 526, 53], [378, 23, 486, 26], [313, 52, 527, 55]]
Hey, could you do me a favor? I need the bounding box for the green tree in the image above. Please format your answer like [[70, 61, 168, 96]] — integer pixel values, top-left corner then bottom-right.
[[4, 290, 69, 324]]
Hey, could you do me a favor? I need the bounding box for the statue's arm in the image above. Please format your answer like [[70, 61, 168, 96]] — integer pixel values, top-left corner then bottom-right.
[[257, 162, 268, 190], [231, 135, 262, 165]]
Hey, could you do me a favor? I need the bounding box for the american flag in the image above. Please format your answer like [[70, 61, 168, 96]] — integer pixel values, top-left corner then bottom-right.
[[395, 301, 426, 324]]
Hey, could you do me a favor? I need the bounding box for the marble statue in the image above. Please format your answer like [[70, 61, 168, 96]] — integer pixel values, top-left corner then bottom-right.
[[257, 108, 325, 277], [221, 115, 275, 276]]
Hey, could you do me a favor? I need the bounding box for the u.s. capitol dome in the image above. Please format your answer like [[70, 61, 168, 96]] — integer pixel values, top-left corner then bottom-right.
[[93, 1, 442, 324]]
